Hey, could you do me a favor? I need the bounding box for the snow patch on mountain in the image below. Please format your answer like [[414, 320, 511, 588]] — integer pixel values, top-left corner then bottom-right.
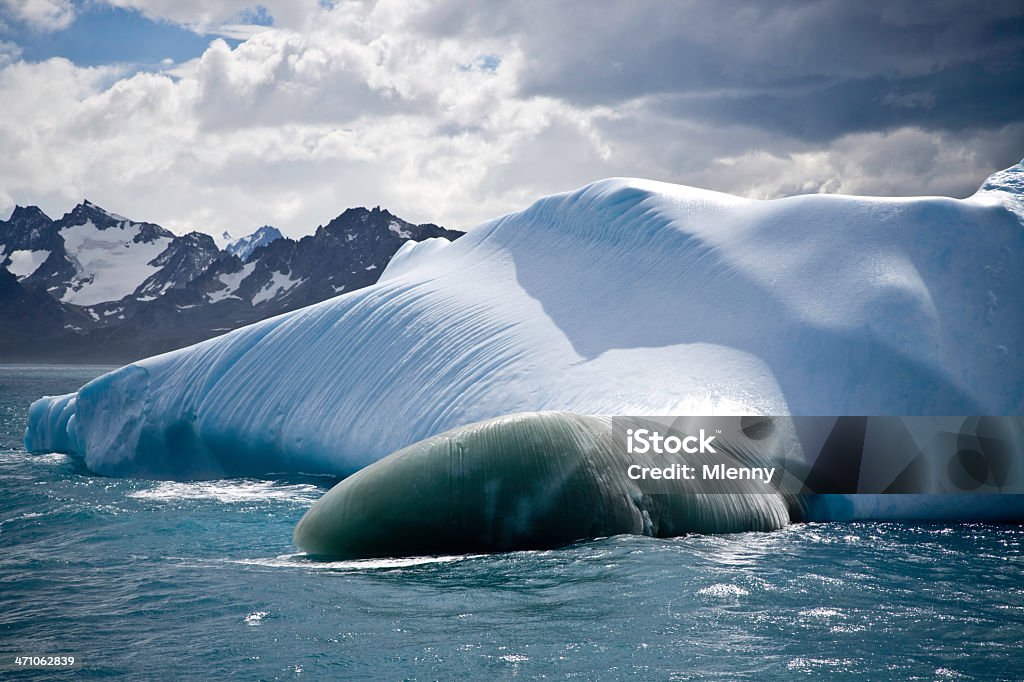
[[60, 220, 171, 305], [207, 262, 256, 303], [388, 220, 414, 239], [5, 249, 49, 278], [252, 270, 303, 305]]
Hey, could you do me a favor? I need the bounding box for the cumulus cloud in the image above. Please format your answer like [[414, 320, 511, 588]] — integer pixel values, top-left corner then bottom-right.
[[1, 0, 75, 31], [0, 0, 1021, 237], [0, 38, 21, 66], [100, 0, 320, 32], [0, 6, 605, 233], [685, 125, 1024, 199]]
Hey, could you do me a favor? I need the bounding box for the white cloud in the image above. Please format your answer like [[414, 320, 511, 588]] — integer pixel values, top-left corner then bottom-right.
[[0, 39, 21, 66], [0, 1, 1019, 238], [0, 5, 613, 234], [99, 0, 321, 32], [1, 0, 75, 31], [683, 126, 1024, 200], [212, 23, 275, 40]]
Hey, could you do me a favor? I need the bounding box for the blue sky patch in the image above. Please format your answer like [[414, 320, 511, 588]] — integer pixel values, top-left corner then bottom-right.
[[1, 4, 244, 68]]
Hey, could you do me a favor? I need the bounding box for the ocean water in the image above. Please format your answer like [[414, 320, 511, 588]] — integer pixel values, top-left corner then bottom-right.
[[1, 366, 1023, 680]]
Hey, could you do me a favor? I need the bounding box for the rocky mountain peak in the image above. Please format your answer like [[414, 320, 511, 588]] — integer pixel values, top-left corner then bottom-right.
[[226, 225, 284, 261], [62, 200, 127, 229], [7, 205, 52, 225]]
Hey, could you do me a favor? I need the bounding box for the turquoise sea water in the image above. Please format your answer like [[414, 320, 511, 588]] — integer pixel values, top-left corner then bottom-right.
[[1, 365, 1023, 679]]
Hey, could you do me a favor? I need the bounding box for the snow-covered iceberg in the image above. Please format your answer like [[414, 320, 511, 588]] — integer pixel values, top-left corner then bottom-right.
[[26, 162, 1024, 483]]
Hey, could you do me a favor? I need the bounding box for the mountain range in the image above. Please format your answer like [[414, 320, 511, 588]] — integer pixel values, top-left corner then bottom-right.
[[0, 201, 462, 362]]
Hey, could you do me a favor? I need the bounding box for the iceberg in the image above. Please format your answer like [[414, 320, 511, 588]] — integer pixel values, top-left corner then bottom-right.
[[293, 412, 793, 558], [293, 412, 1024, 557], [25, 163, 1024, 491]]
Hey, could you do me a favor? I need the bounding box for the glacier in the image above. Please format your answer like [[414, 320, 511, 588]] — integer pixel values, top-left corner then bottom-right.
[[24, 162, 1024, 515]]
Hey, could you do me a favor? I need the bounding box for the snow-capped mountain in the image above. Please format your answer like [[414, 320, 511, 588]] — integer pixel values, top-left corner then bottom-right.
[[0, 202, 462, 361], [225, 225, 283, 261], [135, 231, 222, 299], [0, 206, 57, 271], [25, 161, 1024, 482], [214, 230, 234, 250], [13, 201, 177, 306], [196, 207, 459, 308]]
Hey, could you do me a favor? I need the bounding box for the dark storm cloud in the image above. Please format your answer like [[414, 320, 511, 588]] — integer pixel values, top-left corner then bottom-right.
[[654, 62, 1024, 142], [414, 0, 1024, 142]]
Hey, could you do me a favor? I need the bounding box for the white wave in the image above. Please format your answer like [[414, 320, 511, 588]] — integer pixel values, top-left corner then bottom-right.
[[0, 451, 71, 465], [228, 553, 480, 571], [0, 510, 51, 534], [35, 452, 72, 463], [799, 607, 846, 619], [787, 658, 857, 672], [128, 479, 322, 504], [696, 583, 750, 598]]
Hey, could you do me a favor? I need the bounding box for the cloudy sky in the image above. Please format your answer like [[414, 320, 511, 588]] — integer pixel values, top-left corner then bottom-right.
[[1, 0, 1022, 237]]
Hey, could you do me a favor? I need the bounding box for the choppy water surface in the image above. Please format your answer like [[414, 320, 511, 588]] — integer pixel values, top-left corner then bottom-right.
[[1, 366, 1022, 679]]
